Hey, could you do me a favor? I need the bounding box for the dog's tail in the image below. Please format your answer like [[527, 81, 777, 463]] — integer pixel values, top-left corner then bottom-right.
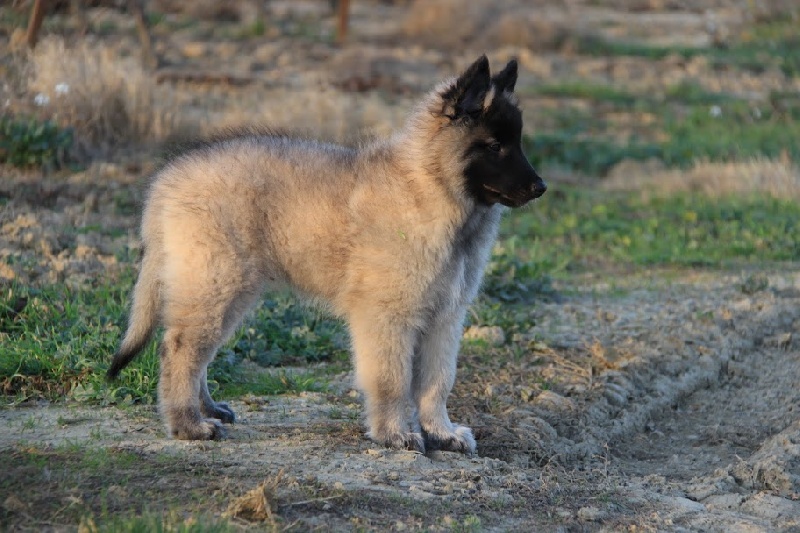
[[108, 249, 161, 379]]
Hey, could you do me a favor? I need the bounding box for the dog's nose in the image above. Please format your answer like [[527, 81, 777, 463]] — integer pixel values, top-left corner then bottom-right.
[[532, 180, 547, 199]]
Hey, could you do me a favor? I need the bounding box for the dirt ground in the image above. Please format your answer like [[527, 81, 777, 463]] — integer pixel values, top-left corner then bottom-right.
[[2, 0, 800, 531], [2, 267, 799, 530]]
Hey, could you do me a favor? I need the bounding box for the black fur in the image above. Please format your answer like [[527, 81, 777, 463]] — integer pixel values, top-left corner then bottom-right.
[[460, 59, 546, 207], [441, 55, 491, 121], [106, 334, 152, 379], [491, 59, 518, 93]]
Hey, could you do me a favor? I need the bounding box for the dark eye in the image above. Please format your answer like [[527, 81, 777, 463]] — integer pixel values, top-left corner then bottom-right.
[[488, 141, 501, 152]]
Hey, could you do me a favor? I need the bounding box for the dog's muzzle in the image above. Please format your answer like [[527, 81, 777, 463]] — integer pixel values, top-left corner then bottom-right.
[[531, 180, 547, 199]]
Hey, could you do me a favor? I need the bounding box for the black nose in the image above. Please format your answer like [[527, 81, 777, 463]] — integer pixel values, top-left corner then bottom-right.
[[532, 180, 547, 199]]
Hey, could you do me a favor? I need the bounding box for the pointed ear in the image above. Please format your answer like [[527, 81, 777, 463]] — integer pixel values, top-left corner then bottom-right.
[[441, 55, 491, 120], [492, 59, 518, 93]]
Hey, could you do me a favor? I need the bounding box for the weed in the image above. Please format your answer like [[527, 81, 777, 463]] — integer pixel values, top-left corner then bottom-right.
[[483, 236, 560, 303], [0, 114, 73, 169], [223, 294, 349, 367], [663, 81, 733, 105], [740, 273, 770, 294]]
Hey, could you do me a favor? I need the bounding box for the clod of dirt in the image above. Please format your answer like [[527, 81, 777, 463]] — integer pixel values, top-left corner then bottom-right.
[[224, 471, 283, 524]]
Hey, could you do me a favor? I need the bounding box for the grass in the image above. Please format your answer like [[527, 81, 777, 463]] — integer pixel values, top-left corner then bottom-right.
[[527, 82, 800, 173], [0, 275, 342, 406], [575, 17, 800, 76], [1, 443, 239, 531], [533, 82, 637, 106], [500, 188, 800, 272], [526, 93, 799, 175], [26, 37, 187, 159], [527, 17, 800, 176]]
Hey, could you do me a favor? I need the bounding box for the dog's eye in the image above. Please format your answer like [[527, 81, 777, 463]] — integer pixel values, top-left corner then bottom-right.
[[488, 141, 501, 152]]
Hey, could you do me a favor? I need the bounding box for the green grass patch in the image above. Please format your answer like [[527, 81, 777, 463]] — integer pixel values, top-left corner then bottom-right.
[[501, 188, 800, 271], [525, 133, 662, 176], [575, 33, 702, 60], [526, 97, 799, 174], [576, 18, 800, 77], [2, 443, 237, 531], [80, 512, 237, 533], [533, 81, 638, 106], [1, 277, 346, 406], [663, 80, 735, 105], [661, 101, 800, 165], [0, 273, 159, 406]]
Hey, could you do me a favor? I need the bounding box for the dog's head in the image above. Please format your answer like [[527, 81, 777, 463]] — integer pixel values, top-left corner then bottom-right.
[[440, 55, 546, 208]]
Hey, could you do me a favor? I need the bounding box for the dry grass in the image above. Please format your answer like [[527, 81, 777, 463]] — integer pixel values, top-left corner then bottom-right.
[[402, 0, 570, 51], [212, 87, 409, 144], [604, 157, 800, 199], [223, 471, 283, 528], [402, 0, 491, 49], [27, 38, 189, 158]]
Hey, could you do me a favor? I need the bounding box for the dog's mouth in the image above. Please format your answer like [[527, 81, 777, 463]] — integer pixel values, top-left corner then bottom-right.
[[482, 185, 535, 208]]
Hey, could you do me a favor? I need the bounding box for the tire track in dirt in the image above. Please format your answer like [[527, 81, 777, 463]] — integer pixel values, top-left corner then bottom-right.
[[611, 275, 800, 530]]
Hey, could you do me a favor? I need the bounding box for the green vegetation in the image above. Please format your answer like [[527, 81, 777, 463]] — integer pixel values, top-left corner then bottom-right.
[[501, 188, 800, 271], [0, 115, 73, 169], [527, 18, 800, 176], [3, 443, 238, 531], [576, 18, 800, 76], [533, 82, 637, 106], [0, 274, 158, 406], [0, 276, 340, 406], [526, 87, 798, 175]]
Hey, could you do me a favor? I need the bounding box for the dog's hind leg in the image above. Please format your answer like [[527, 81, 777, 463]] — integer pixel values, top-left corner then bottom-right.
[[159, 325, 226, 440], [158, 269, 261, 440], [199, 367, 235, 423], [348, 310, 424, 452], [413, 308, 476, 455]]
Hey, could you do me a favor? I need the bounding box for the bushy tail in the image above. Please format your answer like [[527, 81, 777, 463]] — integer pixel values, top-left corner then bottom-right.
[[107, 250, 160, 379]]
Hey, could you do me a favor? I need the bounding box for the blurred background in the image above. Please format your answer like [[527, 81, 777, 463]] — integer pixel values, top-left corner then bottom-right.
[[2, 0, 798, 176]]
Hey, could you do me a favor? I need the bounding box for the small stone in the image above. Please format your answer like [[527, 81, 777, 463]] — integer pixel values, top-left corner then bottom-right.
[[463, 326, 506, 346], [577, 506, 607, 521], [181, 42, 206, 58], [533, 390, 576, 412]]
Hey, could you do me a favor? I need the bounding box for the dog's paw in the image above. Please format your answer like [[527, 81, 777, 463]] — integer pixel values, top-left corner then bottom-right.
[[422, 424, 476, 455], [370, 430, 426, 453], [203, 401, 236, 424], [170, 417, 226, 440]]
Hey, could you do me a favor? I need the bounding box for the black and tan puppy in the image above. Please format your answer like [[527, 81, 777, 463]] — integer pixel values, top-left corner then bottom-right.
[[109, 55, 546, 454]]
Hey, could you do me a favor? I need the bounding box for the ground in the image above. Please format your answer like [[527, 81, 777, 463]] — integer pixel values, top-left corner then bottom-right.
[[1, 0, 799, 531]]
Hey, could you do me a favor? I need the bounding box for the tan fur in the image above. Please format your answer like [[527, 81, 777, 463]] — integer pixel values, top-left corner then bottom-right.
[[112, 70, 526, 453]]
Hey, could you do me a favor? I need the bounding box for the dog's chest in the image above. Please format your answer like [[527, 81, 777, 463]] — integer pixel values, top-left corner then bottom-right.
[[429, 206, 501, 312]]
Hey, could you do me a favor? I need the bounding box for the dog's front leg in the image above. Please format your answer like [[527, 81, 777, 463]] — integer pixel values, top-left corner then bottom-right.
[[348, 311, 424, 452], [413, 308, 476, 455]]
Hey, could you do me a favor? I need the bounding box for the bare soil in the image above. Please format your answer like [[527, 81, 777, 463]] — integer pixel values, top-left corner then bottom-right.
[[2, 1, 799, 530]]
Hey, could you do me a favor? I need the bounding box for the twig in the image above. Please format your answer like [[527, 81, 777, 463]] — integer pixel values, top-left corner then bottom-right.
[[26, 0, 47, 48], [282, 494, 343, 507]]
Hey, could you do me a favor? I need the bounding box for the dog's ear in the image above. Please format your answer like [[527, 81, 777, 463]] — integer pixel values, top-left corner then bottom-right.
[[492, 59, 518, 93], [442, 55, 491, 120]]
